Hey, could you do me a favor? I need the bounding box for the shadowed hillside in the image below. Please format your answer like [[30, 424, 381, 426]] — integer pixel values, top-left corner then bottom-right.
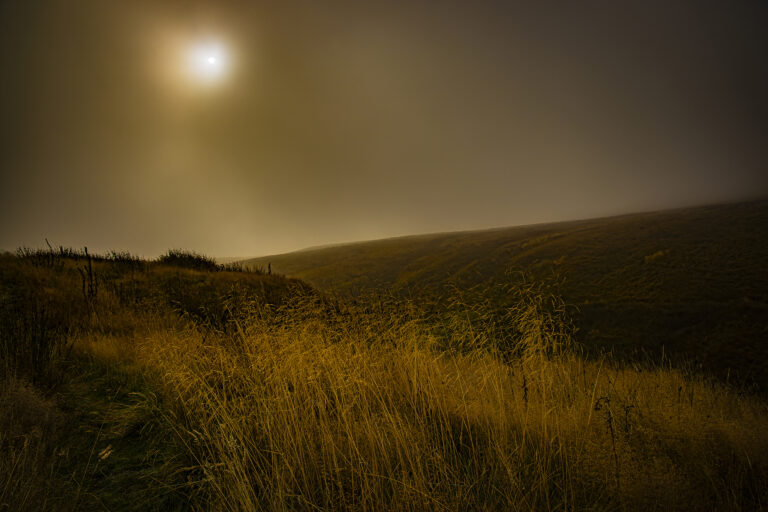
[[245, 200, 768, 387]]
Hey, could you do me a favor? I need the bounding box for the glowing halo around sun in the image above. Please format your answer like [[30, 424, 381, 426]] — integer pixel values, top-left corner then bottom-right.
[[184, 40, 231, 86], [147, 25, 241, 96]]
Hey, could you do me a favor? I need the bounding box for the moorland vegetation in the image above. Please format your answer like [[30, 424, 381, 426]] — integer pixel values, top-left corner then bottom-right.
[[1, 245, 767, 510]]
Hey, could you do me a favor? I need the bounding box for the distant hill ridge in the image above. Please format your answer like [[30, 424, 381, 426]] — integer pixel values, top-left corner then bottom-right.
[[243, 200, 767, 295], [244, 199, 768, 386]]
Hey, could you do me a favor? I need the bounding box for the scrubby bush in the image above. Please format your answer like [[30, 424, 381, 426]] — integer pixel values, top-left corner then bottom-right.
[[158, 249, 220, 272]]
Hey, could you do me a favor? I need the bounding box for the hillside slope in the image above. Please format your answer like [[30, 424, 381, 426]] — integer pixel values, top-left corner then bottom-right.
[[4, 250, 768, 510], [245, 200, 768, 386]]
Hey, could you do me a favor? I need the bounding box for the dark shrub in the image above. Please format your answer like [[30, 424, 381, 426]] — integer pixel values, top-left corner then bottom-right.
[[158, 249, 219, 272]]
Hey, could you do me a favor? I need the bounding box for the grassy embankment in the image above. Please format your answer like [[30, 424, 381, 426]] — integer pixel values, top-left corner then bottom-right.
[[1, 248, 767, 511]]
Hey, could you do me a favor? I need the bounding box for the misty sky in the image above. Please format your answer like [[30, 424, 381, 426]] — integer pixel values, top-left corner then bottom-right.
[[1, 1, 766, 257]]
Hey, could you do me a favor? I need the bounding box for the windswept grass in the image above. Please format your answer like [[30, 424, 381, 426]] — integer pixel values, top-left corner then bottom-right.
[[127, 294, 768, 511], [1, 252, 767, 510]]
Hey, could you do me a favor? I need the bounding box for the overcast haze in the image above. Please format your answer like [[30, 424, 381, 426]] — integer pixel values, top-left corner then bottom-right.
[[1, 1, 767, 257]]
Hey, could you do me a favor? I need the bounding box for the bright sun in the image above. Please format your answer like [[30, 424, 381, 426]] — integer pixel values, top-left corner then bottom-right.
[[185, 40, 230, 85]]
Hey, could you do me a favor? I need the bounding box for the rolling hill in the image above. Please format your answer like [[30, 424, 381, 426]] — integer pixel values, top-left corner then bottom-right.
[[3, 218, 767, 510], [245, 199, 768, 386]]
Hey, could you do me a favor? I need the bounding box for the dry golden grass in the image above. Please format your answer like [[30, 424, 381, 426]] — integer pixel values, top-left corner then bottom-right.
[[0, 378, 66, 511], [90, 298, 766, 511], [3, 252, 767, 511]]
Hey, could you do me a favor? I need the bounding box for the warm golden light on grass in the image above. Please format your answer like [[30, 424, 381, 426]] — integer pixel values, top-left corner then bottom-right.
[[2, 251, 767, 510]]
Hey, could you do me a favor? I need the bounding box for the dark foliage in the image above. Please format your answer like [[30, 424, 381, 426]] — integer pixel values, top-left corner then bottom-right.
[[158, 249, 220, 272]]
